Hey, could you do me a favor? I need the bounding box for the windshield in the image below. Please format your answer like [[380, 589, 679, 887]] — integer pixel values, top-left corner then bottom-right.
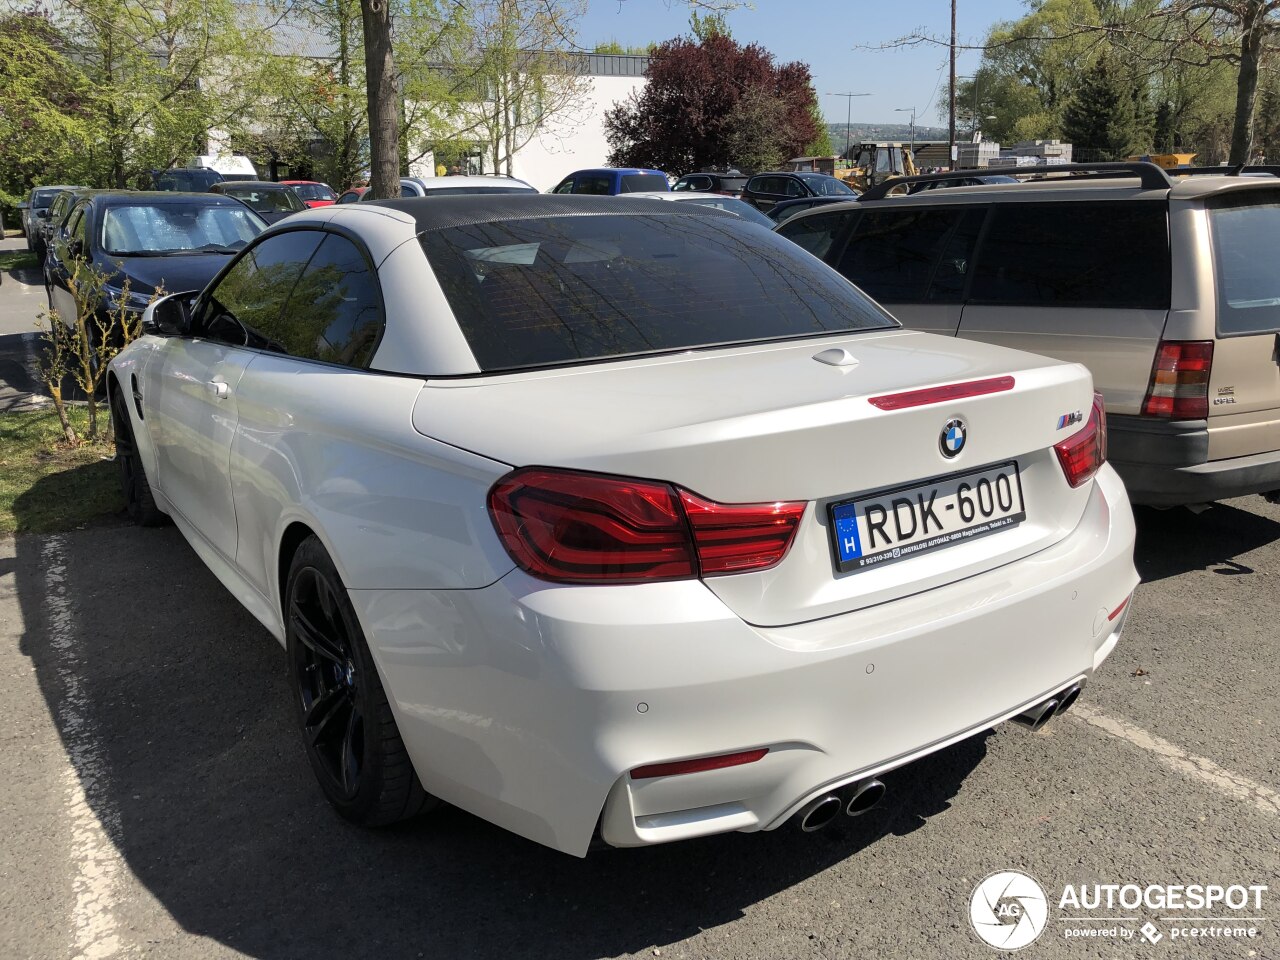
[[420, 212, 893, 372], [678, 196, 775, 227], [33, 189, 61, 209], [619, 174, 670, 193], [101, 203, 264, 256], [221, 187, 305, 213], [291, 183, 335, 201], [1209, 193, 1280, 334], [801, 175, 856, 197]]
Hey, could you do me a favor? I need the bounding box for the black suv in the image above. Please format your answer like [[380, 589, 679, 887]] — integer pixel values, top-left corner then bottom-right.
[[741, 172, 858, 210], [672, 171, 749, 196]]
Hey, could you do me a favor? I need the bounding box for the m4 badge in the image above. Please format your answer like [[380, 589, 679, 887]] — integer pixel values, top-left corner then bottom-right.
[[1056, 411, 1083, 430]]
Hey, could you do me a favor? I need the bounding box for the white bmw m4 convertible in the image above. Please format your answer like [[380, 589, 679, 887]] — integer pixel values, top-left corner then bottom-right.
[[107, 195, 1137, 856]]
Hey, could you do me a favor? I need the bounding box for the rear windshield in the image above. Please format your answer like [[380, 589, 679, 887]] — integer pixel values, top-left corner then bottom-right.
[[619, 174, 669, 193], [153, 170, 223, 192], [420, 213, 894, 372], [291, 183, 335, 201], [1208, 194, 1280, 334], [222, 187, 305, 213], [421, 186, 537, 196]]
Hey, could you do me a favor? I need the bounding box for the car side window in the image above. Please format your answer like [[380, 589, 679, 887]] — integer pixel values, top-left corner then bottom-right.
[[402, 183, 422, 197], [784, 178, 806, 198], [70, 206, 89, 246], [836, 208, 977, 303], [271, 234, 385, 367], [575, 175, 612, 195], [337, 192, 358, 204], [194, 231, 325, 347], [777, 211, 853, 260], [969, 202, 1170, 308], [746, 176, 769, 195], [553, 179, 574, 194]]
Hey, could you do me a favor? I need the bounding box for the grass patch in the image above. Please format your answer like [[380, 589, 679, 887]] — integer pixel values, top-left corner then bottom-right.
[[0, 248, 38, 272], [0, 406, 121, 537]]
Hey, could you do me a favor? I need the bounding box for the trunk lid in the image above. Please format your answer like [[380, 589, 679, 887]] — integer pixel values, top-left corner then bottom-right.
[[412, 330, 1098, 626], [1202, 190, 1280, 459]]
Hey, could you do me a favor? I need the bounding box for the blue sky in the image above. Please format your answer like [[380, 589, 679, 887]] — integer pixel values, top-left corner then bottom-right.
[[578, 0, 1031, 127]]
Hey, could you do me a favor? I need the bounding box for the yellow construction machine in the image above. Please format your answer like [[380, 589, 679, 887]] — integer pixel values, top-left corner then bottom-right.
[[839, 142, 919, 191]]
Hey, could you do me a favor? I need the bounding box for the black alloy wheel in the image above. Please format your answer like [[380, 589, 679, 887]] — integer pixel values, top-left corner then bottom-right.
[[285, 536, 434, 826]]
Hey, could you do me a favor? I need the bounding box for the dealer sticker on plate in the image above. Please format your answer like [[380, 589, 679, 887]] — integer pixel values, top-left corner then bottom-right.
[[829, 461, 1026, 573]]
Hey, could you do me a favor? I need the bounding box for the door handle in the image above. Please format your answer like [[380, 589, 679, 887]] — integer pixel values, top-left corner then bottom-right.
[[208, 380, 230, 400]]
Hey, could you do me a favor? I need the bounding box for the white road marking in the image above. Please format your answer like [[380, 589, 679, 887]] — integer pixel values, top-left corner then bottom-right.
[[1070, 703, 1280, 818], [42, 535, 129, 960]]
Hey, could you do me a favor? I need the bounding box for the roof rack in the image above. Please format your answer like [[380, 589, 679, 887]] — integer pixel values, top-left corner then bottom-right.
[[858, 161, 1173, 202], [1167, 164, 1280, 178]]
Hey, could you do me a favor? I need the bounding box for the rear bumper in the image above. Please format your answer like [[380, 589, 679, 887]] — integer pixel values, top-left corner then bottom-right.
[[351, 466, 1137, 857], [1110, 414, 1280, 505]]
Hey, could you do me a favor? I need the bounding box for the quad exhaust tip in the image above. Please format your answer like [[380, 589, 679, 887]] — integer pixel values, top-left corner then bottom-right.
[[845, 779, 886, 817], [1012, 683, 1086, 732], [798, 794, 843, 832], [797, 778, 888, 832]]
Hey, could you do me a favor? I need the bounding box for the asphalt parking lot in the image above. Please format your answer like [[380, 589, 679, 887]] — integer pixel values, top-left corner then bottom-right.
[[2, 243, 1279, 960]]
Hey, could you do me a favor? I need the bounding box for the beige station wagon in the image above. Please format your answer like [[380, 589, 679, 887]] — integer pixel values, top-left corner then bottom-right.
[[775, 162, 1280, 507]]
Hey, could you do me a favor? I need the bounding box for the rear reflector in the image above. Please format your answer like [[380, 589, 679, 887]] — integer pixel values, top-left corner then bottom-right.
[[1141, 341, 1213, 419], [1108, 595, 1130, 621], [488, 467, 804, 583], [630, 748, 769, 780], [1055, 392, 1108, 488], [869, 375, 1015, 411]]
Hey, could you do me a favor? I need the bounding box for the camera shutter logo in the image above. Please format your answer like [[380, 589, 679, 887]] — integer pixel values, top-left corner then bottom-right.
[[969, 870, 1049, 951]]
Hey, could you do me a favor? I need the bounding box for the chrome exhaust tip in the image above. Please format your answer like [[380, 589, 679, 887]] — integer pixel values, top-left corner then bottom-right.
[[1012, 697, 1059, 732], [1054, 685, 1083, 717], [797, 794, 843, 832], [845, 779, 886, 817]]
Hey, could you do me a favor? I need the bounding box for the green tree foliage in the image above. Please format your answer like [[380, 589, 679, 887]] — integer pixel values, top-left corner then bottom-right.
[[802, 101, 833, 155], [1061, 55, 1153, 158], [0, 10, 97, 204], [604, 33, 819, 174], [433, 0, 591, 177]]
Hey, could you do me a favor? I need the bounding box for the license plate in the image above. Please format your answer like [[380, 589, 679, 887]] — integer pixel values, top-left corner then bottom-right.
[[828, 462, 1026, 573]]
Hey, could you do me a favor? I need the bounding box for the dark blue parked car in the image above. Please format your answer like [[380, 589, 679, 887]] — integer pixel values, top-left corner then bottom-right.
[[44, 192, 265, 340], [550, 167, 670, 195]]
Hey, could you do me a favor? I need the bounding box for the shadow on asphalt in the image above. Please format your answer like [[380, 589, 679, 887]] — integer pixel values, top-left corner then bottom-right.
[[12, 466, 992, 960], [1132, 500, 1280, 582]]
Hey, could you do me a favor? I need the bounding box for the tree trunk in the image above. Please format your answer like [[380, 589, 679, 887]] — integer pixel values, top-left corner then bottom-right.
[[1229, 7, 1266, 166], [361, 0, 401, 199]]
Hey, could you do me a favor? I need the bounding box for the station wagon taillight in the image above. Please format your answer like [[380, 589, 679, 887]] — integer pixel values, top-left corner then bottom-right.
[[1141, 340, 1213, 419], [1055, 393, 1107, 488], [487, 468, 805, 583]]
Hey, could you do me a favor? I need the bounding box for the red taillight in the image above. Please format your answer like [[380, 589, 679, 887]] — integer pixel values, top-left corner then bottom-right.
[[679, 489, 806, 574], [1055, 392, 1107, 488], [487, 468, 804, 583], [868, 375, 1015, 411], [630, 748, 768, 780], [1141, 340, 1213, 419]]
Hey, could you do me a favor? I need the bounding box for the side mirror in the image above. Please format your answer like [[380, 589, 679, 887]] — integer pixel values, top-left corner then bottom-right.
[[65, 237, 83, 259], [142, 291, 199, 337]]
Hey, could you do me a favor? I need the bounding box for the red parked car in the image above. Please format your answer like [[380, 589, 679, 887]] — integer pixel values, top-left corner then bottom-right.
[[335, 186, 368, 204], [280, 180, 337, 208]]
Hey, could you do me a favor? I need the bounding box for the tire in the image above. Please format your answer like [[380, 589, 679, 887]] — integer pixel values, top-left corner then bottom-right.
[[285, 536, 436, 827], [110, 388, 167, 527]]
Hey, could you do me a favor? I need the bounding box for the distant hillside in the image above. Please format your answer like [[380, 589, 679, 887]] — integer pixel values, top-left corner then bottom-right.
[[827, 123, 953, 151]]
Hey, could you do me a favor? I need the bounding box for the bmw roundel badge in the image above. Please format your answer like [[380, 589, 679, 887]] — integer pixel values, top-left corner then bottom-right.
[[940, 418, 967, 458]]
